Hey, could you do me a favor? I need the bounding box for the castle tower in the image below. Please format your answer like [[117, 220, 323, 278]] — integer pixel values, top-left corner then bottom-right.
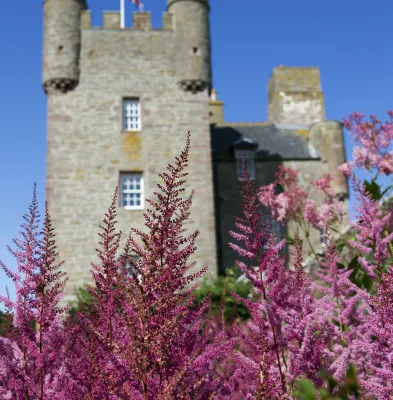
[[43, 0, 87, 94], [167, 0, 212, 93], [43, 0, 217, 304], [267, 66, 325, 125], [265, 66, 348, 254]]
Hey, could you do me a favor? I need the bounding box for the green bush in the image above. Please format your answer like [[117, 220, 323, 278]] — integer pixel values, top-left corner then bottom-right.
[[194, 267, 252, 323], [66, 284, 95, 323]]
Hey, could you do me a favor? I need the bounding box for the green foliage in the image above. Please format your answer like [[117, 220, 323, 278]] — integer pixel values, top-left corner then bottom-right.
[[364, 179, 392, 202], [284, 234, 295, 246], [194, 267, 252, 323], [67, 284, 94, 321], [293, 379, 316, 400], [0, 309, 11, 337], [293, 364, 361, 400], [340, 256, 374, 294]]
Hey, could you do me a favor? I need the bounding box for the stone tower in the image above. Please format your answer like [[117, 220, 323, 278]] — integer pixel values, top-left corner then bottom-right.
[[267, 66, 325, 125], [43, 0, 217, 304], [267, 66, 348, 253]]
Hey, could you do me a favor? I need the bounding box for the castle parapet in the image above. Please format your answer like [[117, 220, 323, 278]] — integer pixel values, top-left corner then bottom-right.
[[162, 12, 174, 30], [133, 12, 151, 30], [80, 11, 172, 31], [103, 11, 121, 29], [81, 10, 91, 28]]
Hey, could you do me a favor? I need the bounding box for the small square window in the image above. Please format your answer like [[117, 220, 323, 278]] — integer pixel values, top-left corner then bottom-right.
[[120, 172, 144, 210], [235, 150, 256, 180], [123, 99, 141, 131]]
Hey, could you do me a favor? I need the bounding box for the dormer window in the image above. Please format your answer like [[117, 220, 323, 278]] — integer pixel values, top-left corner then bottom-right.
[[235, 149, 256, 181]]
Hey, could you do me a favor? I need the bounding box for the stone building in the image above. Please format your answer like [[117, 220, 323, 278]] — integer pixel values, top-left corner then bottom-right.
[[42, 0, 348, 304]]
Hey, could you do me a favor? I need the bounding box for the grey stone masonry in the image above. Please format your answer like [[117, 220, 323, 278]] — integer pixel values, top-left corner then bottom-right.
[[44, 2, 217, 305], [268, 66, 325, 125], [43, 0, 349, 305]]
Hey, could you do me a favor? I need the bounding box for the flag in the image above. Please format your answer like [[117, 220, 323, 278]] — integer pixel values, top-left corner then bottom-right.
[[131, 0, 144, 11], [120, 0, 144, 29]]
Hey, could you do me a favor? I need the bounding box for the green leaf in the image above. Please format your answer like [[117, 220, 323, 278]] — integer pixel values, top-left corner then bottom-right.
[[293, 379, 317, 400], [347, 256, 374, 293], [336, 364, 361, 399], [285, 235, 295, 245], [336, 242, 346, 252], [364, 179, 381, 200]]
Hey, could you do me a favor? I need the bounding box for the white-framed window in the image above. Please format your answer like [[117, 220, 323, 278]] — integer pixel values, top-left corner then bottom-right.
[[120, 172, 144, 210], [235, 149, 256, 180], [123, 98, 141, 131]]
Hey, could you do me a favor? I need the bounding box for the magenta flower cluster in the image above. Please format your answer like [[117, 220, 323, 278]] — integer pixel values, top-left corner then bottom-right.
[[1, 111, 393, 399]]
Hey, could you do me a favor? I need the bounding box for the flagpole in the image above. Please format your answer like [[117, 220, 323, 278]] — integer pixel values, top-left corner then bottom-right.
[[120, 0, 125, 29]]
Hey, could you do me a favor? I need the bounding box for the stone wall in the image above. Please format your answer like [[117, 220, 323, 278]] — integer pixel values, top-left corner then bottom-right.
[[46, 23, 217, 305]]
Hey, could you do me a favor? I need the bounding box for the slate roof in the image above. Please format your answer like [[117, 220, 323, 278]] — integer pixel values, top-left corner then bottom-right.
[[210, 123, 320, 161]]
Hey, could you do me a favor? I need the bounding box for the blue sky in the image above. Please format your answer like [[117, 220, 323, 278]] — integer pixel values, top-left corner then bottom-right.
[[1, 0, 392, 304]]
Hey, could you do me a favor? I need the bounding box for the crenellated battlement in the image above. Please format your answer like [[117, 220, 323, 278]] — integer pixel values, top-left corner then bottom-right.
[[80, 10, 173, 31], [43, 0, 210, 95]]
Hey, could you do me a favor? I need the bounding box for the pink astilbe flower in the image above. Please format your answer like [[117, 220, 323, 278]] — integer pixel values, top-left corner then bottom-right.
[[258, 166, 308, 223], [349, 176, 393, 278], [358, 266, 393, 399], [303, 175, 344, 231], [312, 235, 371, 382], [259, 168, 344, 235], [254, 338, 287, 400], [62, 189, 133, 399], [339, 162, 353, 178], [64, 132, 238, 399], [229, 159, 331, 397], [0, 183, 70, 399], [283, 229, 331, 386], [343, 111, 393, 176]]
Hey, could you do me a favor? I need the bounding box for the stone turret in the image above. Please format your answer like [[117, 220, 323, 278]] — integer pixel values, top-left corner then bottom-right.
[[209, 89, 224, 124], [42, 0, 87, 95], [268, 66, 325, 125], [167, 0, 212, 93]]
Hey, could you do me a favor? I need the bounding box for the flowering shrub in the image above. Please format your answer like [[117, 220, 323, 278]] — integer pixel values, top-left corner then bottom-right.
[[1, 112, 393, 399], [69, 268, 252, 327]]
